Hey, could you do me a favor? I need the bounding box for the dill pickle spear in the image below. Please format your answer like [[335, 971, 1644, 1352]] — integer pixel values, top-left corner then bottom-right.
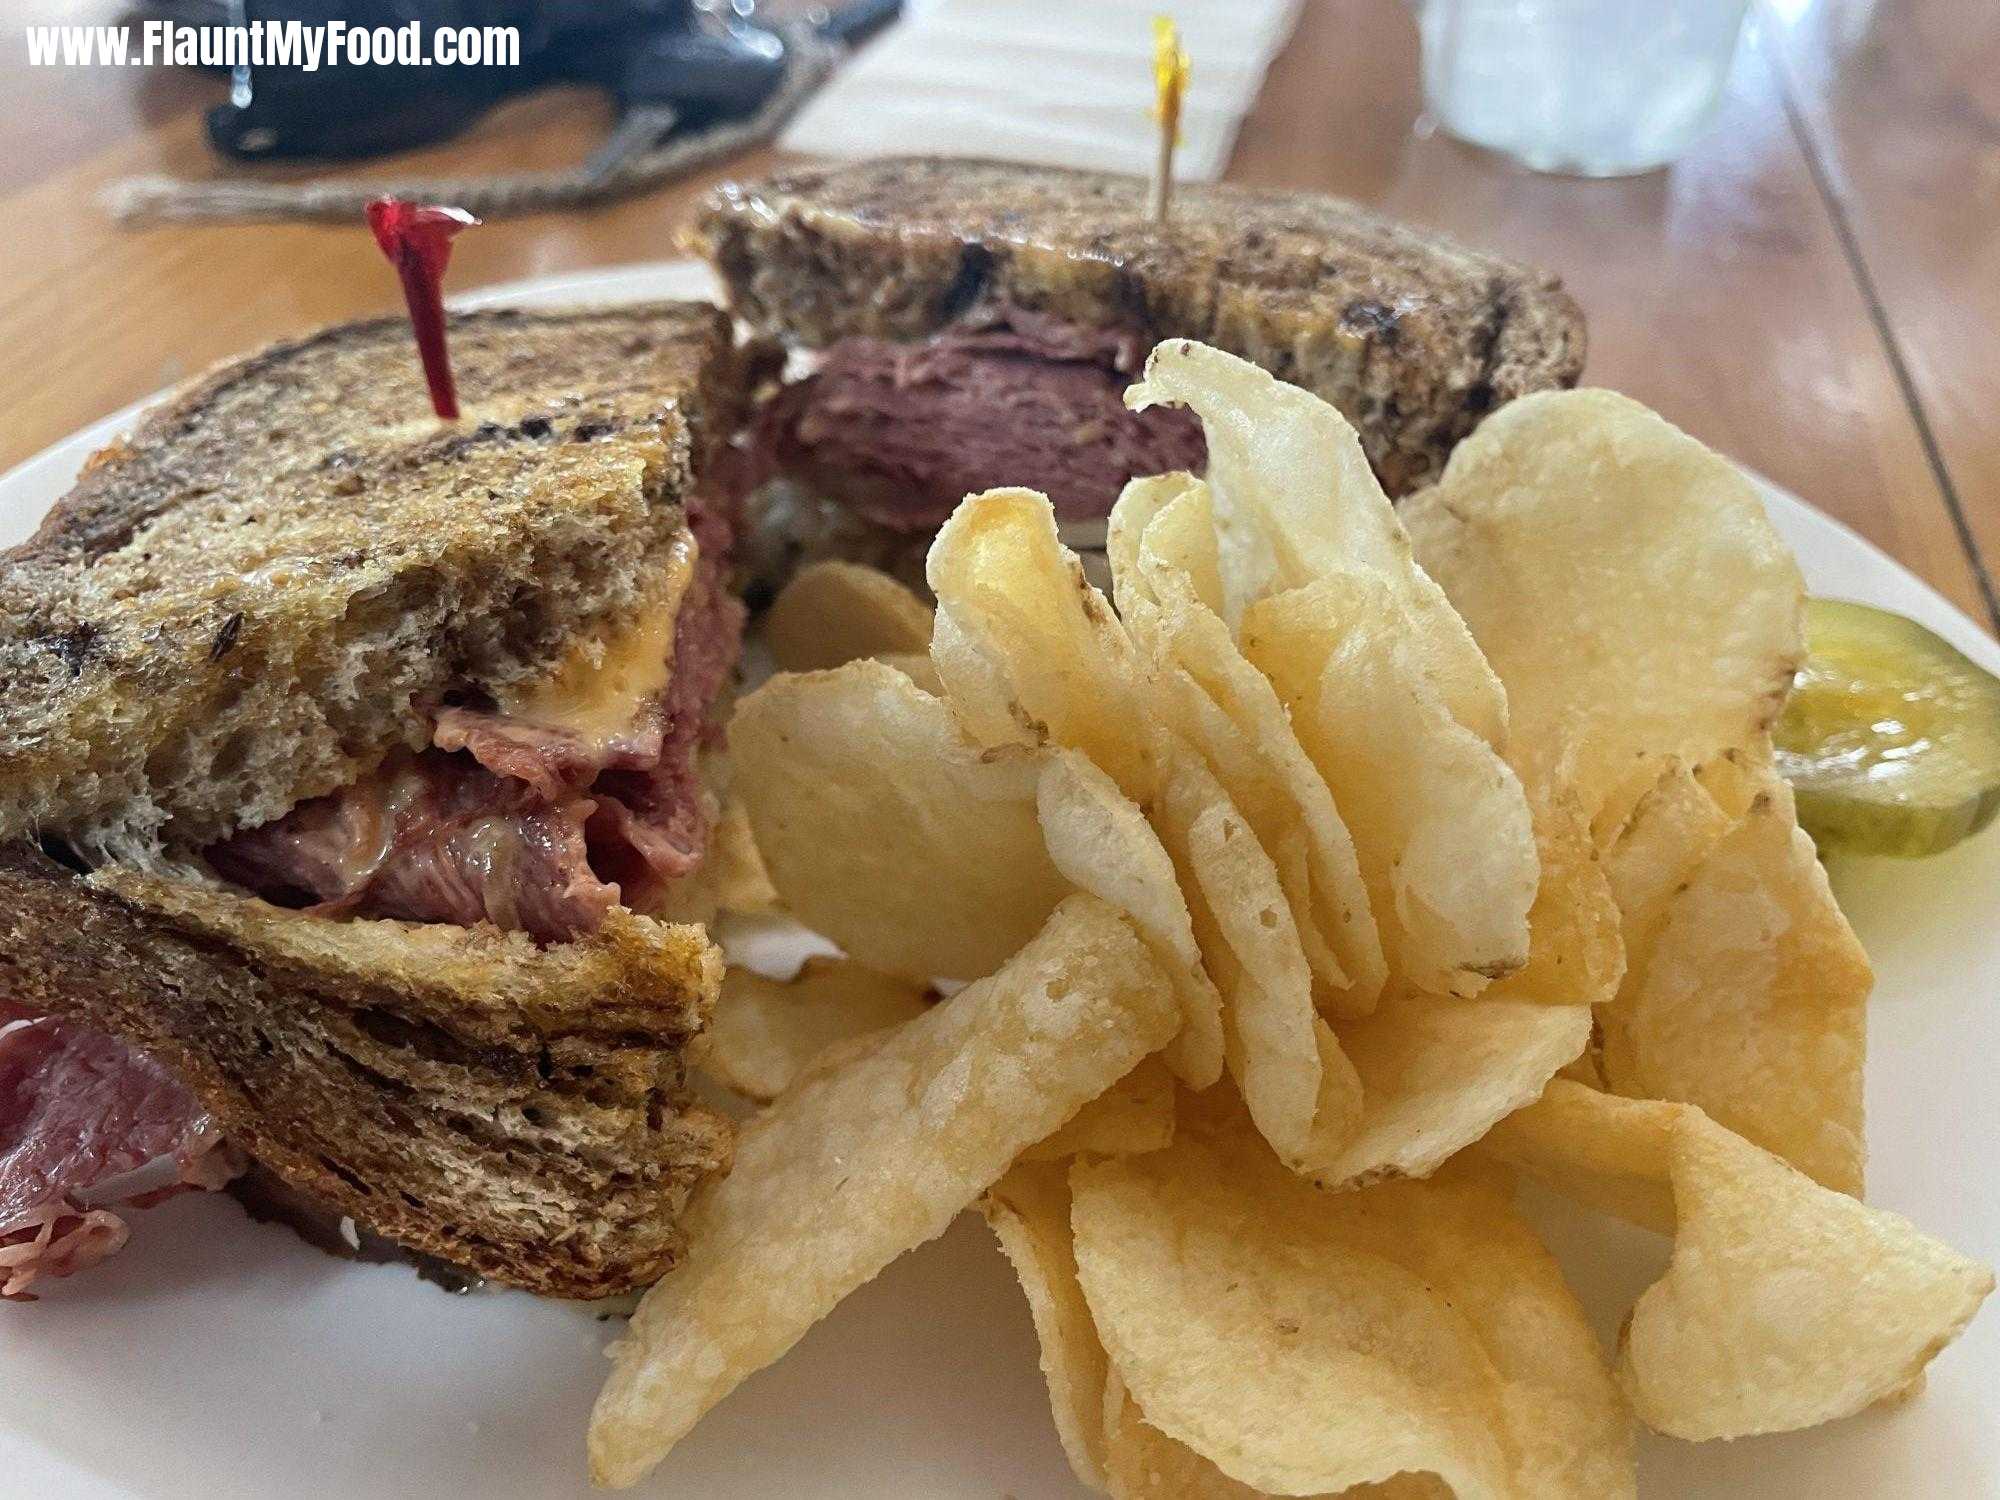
[[1774, 599, 2000, 857]]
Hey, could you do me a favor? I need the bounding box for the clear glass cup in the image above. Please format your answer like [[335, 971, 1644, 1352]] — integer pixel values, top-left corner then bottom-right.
[[1417, 0, 1751, 177]]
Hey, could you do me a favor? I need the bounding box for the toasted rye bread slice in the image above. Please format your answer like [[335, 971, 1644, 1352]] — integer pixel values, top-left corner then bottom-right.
[[0, 302, 750, 858], [691, 156, 1585, 495], [0, 303, 751, 1296], [0, 842, 730, 1298]]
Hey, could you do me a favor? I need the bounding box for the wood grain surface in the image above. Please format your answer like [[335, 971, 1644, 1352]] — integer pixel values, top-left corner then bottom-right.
[[0, 0, 1990, 630]]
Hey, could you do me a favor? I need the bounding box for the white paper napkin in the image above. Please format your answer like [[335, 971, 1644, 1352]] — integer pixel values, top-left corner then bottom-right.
[[780, 0, 1306, 181]]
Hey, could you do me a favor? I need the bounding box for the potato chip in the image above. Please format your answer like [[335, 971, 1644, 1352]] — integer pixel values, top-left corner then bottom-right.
[[729, 660, 1068, 980], [761, 558, 934, 673], [1113, 481, 1386, 1017], [1608, 782, 1871, 1194], [979, 1161, 1110, 1489], [1140, 624, 1376, 1017], [1126, 340, 1507, 747], [1074, 1142, 1507, 1496], [1694, 740, 1779, 822], [1322, 993, 1591, 1188], [1099, 1376, 1453, 1500], [1271, 824, 1361, 1012], [1480, 1082, 1992, 1439], [701, 957, 933, 1104], [873, 648, 945, 695], [928, 488, 1167, 799], [1591, 760, 1732, 1104], [1634, 1109, 1990, 1438], [589, 895, 1181, 1487], [1556, 1046, 1606, 1090], [706, 794, 780, 915], [1037, 748, 1225, 1087], [927, 600, 1021, 749], [1106, 471, 1221, 619], [1311, 1161, 1633, 1500], [1073, 1119, 1632, 1498], [1481, 784, 1625, 1008], [1403, 389, 1806, 830], [1101, 1370, 1260, 1500], [988, 1144, 1433, 1500], [1021, 1056, 1177, 1163], [1156, 751, 1362, 1174], [1243, 573, 1536, 998], [1478, 1079, 1680, 1234], [1599, 759, 1733, 947], [1382, 1169, 1634, 1500]]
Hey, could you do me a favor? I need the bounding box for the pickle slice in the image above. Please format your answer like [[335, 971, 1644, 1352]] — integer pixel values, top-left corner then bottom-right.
[[1774, 599, 2000, 857]]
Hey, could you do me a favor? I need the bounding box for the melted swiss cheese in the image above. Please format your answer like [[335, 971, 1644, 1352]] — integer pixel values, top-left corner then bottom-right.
[[494, 528, 698, 752]]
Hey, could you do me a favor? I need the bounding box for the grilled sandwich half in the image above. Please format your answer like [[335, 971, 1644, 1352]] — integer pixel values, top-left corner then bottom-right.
[[694, 155, 1586, 530], [0, 303, 761, 1299]]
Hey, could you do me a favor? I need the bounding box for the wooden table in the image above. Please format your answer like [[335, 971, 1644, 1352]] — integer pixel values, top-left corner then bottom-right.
[[1, 0, 1992, 632]]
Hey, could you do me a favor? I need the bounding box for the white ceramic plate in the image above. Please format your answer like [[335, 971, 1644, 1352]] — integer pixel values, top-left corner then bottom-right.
[[2, 261, 1995, 1500]]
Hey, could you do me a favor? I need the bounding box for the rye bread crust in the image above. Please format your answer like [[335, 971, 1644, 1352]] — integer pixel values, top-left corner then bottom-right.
[[691, 156, 1586, 495], [0, 302, 750, 858], [0, 842, 730, 1298]]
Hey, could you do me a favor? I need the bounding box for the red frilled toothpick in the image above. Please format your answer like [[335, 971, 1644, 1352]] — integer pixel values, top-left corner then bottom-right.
[[365, 197, 479, 420]]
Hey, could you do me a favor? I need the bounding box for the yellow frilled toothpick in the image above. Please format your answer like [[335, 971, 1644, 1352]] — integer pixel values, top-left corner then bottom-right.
[[1148, 16, 1190, 223]]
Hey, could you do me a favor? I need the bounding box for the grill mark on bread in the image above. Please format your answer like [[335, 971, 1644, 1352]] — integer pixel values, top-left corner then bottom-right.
[[935, 242, 996, 324], [208, 612, 244, 662]]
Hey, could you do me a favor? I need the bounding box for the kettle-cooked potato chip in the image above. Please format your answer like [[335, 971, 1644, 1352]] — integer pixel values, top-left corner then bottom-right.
[[929, 488, 1167, 799], [1624, 1103, 1987, 1439], [1694, 741, 1779, 822], [730, 660, 1068, 980], [700, 957, 933, 1104], [589, 895, 1182, 1487], [1482, 1081, 1992, 1439], [1037, 749, 1224, 1087], [1073, 1115, 1632, 1498], [1100, 1372, 1455, 1499], [1100, 1369, 1260, 1500], [1243, 574, 1536, 998], [1126, 340, 1506, 747], [1481, 781, 1625, 1009], [705, 794, 780, 916], [1075, 1142, 1508, 1496], [1403, 389, 1806, 831], [1322, 993, 1590, 1188], [579, 340, 1987, 1496], [1113, 480, 1386, 1017], [1105, 1373, 1465, 1499], [1156, 752, 1362, 1174], [979, 1161, 1111, 1490], [872, 648, 945, 695], [1107, 471, 1224, 620], [761, 558, 935, 673], [1600, 759, 1734, 948], [1020, 1056, 1177, 1164], [1609, 779, 1870, 1194], [1478, 1077, 1680, 1232]]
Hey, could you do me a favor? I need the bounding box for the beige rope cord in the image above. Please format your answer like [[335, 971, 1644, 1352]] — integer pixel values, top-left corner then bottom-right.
[[101, 24, 839, 226]]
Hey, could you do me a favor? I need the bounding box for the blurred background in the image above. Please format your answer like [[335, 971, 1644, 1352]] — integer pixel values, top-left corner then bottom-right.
[[0, 0, 1992, 632]]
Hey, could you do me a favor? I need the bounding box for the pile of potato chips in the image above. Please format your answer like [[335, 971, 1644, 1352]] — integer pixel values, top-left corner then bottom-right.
[[587, 341, 1993, 1495]]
